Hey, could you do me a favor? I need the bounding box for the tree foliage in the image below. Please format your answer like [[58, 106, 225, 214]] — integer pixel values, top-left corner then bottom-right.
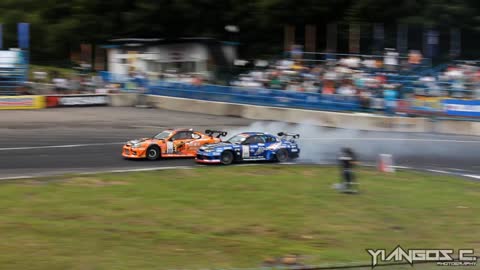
[[0, 0, 479, 63]]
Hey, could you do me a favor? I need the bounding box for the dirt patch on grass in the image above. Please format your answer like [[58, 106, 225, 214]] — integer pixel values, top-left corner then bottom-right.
[[233, 167, 285, 177], [16, 179, 49, 186], [63, 177, 130, 187], [301, 169, 318, 177]]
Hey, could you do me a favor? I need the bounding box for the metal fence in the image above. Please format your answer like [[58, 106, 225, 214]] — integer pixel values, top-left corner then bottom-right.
[[148, 82, 361, 112], [97, 71, 480, 119]]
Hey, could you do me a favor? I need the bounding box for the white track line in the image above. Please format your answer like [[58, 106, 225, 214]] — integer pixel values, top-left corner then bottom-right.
[[1, 137, 478, 152], [102, 166, 194, 174], [462, 174, 480, 180], [131, 125, 167, 129], [0, 175, 33, 181], [1, 164, 480, 181], [0, 142, 124, 151], [426, 169, 451, 174], [0, 166, 196, 181], [393, 166, 411, 169], [447, 168, 470, 172]]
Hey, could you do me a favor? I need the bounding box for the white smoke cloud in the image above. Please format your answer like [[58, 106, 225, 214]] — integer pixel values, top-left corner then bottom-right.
[[222, 121, 438, 165], [224, 121, 357, 163]]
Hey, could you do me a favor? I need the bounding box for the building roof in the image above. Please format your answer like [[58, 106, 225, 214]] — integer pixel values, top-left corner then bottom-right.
[[101, 37, 234, 48]]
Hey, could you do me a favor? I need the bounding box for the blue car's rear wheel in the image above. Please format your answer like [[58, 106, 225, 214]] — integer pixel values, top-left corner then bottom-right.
[[275, 149, 289, 162], [220, 151, 234, 165]]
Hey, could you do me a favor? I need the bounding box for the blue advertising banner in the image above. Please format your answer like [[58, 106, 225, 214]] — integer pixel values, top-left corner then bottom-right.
[[18, 23, 29, 49], [443, 99, 480, 117], [0, 24, 3, 49]]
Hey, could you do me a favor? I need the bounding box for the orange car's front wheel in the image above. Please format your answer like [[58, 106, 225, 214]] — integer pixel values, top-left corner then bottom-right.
[[146, 146, 161, 161]]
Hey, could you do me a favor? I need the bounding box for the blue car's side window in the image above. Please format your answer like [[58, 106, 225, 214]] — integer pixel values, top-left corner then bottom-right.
[[258, 135, 274, 157], [243, 135, 266, 158]]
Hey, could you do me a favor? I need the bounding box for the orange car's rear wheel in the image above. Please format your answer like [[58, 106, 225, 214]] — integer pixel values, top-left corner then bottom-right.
[[146, 146, 161, 161]]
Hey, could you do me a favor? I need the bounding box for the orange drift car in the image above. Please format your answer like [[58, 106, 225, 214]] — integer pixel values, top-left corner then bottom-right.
[[122, 129, 227, 160]]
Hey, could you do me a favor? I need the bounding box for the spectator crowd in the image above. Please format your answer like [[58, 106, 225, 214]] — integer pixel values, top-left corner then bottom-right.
[[230, 50, 480, 106], [24, 50, 480, 114]]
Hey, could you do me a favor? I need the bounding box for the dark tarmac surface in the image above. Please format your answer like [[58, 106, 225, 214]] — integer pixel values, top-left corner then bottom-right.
[[1, 107, 479, 179]]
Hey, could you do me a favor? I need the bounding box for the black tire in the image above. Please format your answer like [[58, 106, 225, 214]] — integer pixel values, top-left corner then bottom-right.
[[146, 146, 161, 161], [220, 151, 234, 165], [289, 152, 299, 160], [275, 149, 289, 162]]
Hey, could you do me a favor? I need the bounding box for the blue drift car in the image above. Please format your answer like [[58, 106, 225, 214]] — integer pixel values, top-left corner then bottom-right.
[[195, 132, 300, 165]]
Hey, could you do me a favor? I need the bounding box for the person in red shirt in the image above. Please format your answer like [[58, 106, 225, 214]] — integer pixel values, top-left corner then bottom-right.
[[322, 80, 335, 95]]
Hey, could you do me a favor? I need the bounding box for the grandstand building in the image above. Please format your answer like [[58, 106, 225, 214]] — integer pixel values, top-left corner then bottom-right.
[[102, 37, 237, 80], [0, 49, 28, 96]]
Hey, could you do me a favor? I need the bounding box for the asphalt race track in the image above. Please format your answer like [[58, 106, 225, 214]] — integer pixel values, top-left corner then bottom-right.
[[1, 107, 480, 179]]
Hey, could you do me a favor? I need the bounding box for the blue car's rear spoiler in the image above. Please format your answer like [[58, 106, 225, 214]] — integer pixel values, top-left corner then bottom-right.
[[277, 132, 300, 139]]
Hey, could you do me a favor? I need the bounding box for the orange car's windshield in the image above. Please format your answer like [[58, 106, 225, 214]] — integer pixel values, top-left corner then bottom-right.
[[153, 131, 172, 140]]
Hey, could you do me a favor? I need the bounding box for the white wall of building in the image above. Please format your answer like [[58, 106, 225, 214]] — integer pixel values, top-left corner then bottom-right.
[[108, 43, 212, 76], [107, 48, 129, 75]]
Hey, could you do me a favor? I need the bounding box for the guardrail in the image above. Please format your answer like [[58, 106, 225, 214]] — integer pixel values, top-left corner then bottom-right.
[[148, 82, 361, 112], [147, 82, 480, 120]]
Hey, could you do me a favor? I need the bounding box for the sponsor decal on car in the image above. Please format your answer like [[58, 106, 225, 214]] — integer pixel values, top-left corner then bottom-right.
[[267, 143, 281, 150], [242, 145, 250, 158], [166, 141, 174, 154]]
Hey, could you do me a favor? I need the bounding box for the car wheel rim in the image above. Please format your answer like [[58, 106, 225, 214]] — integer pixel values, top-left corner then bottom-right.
[[148, 149, 157, 158], [222, 154, 231, 163]]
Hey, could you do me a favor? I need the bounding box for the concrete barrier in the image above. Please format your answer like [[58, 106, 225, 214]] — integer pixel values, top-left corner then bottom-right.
[[146, 95, 437, 133], [241, 104, 432, 133], [109, 93, 138, 107], [146, 95, 245, 116], [433, 120, 480, 136]]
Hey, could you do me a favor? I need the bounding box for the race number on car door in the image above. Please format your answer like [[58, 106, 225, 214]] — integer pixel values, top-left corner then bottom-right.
[[242, 145, 250, 158]]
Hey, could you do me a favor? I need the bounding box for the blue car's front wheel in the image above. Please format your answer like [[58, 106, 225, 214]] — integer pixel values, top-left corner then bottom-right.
[[220, 151, 234, 165]]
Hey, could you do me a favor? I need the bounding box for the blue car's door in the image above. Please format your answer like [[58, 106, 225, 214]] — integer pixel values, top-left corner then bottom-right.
[[262, 134, 279, 160], [242, 135, 267, 160]]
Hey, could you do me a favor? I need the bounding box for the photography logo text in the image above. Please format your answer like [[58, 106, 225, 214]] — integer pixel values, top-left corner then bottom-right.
[[367, 246, 477, 267]]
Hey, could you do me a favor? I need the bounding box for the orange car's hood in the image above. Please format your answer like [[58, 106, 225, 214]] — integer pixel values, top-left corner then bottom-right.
[[126, 138, 162, 146]]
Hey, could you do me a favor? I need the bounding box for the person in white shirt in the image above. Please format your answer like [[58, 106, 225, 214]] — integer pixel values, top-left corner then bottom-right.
[[337, 83, 356, 96], [52, 77, 69, 93], [384, 49, 399, 72]]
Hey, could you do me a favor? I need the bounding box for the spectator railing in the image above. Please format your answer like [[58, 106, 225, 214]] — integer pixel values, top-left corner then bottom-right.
[[148, 81, 361, 112], [100, 71, 479, 118]]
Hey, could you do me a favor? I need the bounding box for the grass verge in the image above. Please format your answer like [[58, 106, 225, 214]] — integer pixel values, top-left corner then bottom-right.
[[0, 165, 478, 270]]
